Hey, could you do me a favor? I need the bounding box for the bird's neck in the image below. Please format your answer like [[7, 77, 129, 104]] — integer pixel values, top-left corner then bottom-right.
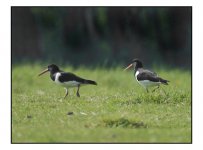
[[50, 73, 55, 81], [134, 67, 142, 75], [50, 71, 59, 81], [133, 62, 143, 73]]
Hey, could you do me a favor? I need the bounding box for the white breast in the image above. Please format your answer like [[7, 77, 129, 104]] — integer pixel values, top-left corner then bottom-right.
[[55, 72, 62, 84], [135, 71, 160, 88], [135, 71, 139, 81], [135, 71, 139, 76], [54, 72, 80, 88], [138, 80, 161, 88], [63, 81, 80, 87]]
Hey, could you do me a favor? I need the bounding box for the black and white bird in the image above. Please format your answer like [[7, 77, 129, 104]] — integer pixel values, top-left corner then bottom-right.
[[124, 59, 169, 92], [38, 64, 97, 98]]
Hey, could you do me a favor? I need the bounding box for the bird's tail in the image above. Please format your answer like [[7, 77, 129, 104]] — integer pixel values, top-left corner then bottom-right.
[[84, 79, 97, 85], [159, 78, 169, 85]]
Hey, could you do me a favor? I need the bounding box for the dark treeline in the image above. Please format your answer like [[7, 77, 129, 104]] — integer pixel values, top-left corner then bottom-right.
[[12, 7, 191, 68]]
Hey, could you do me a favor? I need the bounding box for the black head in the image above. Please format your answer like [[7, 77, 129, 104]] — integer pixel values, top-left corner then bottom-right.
[[124, 58, 143, 71], [131, 59, 143, 68], [48, 64, 60, 73], [38, 64, 60, 76]]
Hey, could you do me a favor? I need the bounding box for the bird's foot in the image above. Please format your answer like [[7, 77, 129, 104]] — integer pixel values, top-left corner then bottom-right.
[[64, 94, 68, 99], [76, 92, 80, 97], [64, 88, 68, 99], [152, 86, 160, 92]]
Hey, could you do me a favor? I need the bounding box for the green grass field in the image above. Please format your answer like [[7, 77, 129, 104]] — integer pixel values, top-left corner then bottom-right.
[[12, 64, 191, 143]]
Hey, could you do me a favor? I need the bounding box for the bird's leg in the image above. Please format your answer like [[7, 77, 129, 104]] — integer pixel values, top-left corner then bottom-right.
[[76, 85, 80, 97], [64, 88, 68, 99], [152, 85, 160, 92]]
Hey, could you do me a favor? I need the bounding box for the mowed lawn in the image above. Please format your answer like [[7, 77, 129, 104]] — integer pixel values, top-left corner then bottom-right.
[[12, 64, 191, 143]]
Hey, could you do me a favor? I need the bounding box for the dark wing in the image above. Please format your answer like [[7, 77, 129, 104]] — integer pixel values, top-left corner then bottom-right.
[[137, 70, 160, 82], [144, 69, 157, 76], [58, 72, 86, 83]]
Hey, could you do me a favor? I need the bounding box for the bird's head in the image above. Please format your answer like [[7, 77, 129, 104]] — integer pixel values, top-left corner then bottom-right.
[[124, 59, 143, 71], [38, 64, 60, 76]]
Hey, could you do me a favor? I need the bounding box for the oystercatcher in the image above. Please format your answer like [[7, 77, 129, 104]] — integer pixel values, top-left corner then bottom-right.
[[124, 59, 169, 92], [38, 64, 97, 98]]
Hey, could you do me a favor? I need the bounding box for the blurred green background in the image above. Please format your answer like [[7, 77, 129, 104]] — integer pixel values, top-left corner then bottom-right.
[[11, 7, 192, 143], [11, 7, 191, 68]]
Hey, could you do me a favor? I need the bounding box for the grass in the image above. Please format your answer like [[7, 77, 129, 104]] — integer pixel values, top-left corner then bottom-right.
[[12, 64, 191, 143]]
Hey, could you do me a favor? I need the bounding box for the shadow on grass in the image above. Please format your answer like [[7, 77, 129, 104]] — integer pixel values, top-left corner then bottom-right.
[[99, 118, 147, 129]]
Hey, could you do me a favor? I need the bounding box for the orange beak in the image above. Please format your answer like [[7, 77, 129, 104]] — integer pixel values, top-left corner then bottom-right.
[[124, 64, 133, 71], [38, 68, 49, 76]]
